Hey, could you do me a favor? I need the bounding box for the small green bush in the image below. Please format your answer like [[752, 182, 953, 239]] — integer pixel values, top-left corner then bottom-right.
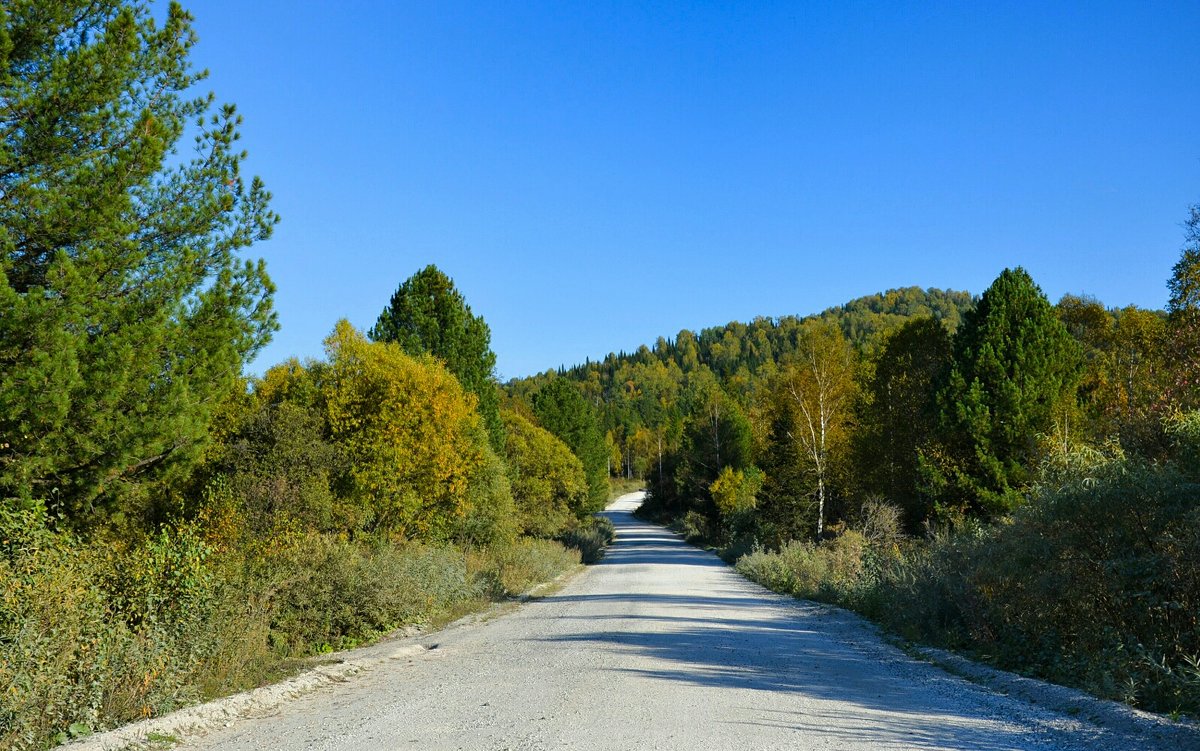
[[470, 538, 580, 597], [265, 535, 475, 654], [735, 532, 866, 601], [677, 510, 712, 545], [558, 516, 616, 563], [718, 535, 757, 563]]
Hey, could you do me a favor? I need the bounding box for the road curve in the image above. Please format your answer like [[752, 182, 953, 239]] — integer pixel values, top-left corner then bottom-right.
[[179, 492, 1174, 751]]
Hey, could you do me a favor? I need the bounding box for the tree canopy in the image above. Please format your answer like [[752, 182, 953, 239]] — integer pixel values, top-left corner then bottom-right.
[[764, 320, 856, 537], [928, 268, 1082, 515], [854, 316, 951, 529], [532, 378, 609, 513], [501, 410, 588, 537], [0, 0, 278, 525], [322, 321, 514, 541], [370, 264, 504, 450], [1167, 204, 1200, 407]]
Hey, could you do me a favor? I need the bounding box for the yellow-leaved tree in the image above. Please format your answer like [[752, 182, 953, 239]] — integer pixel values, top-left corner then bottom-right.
[[501, 410, 588, 537], [321, 321, 515, 541]]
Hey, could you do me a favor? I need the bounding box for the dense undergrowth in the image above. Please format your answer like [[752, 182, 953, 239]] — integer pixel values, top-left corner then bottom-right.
[[0, 506, 582, 750], [731, 455, 1200, 717]]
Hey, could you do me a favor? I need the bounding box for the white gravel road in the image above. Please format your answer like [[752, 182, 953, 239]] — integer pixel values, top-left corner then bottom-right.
[[168, 492, 1195, 751]]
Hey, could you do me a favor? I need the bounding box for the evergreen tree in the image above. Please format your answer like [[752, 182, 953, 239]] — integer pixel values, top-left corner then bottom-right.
[[674, 366, 753, 523], [928, 268, 1082, 515], [1167, 203, 1200, 408], [757, 398, 812, 545], [370, 265, 504, 450], [532, 378, 608, 513], [854, 317, 951, 530], [0, 1, 278, 524]]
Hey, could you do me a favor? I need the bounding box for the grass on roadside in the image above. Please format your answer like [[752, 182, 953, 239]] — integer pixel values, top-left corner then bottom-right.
[[0, 512, 579, 751], [607, 477, 644, 501]]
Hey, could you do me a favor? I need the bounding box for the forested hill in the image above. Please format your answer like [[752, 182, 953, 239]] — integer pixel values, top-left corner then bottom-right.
[[514, 286, 974, 388], [499, 264, 1200, 718], [504, 285, 975, 500]]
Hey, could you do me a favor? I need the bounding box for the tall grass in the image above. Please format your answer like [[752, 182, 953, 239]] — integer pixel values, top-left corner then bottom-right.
[[0, 506, 579, 750]]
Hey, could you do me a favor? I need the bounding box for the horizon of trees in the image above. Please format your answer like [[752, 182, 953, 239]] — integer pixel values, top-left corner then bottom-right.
[[508, 260, 1196, 541]]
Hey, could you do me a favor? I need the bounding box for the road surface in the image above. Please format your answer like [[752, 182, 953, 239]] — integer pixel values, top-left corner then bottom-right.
[[179, 492, 1187, 750]]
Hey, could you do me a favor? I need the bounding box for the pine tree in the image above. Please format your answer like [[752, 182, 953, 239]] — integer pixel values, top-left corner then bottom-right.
[[676, 366, 753, 523], [854, 317, 951, 530], [370, 265, 504, 450], [0, 1, 278, 524], [929, 268, 1082, 515], [532, 378, 608, 513], [1167, 204, 1200, 408]]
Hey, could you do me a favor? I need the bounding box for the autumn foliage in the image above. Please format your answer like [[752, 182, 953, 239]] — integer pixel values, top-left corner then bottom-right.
[[322, 321, 514, 541]]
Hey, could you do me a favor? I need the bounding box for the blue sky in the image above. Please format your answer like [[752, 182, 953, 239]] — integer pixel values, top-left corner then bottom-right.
[[177, 1, 1200, 379]]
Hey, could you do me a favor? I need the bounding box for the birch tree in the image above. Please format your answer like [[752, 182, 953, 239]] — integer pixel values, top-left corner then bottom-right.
[[771, 320, 856, 537]]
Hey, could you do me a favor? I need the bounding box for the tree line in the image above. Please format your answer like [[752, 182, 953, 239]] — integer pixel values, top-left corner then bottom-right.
[[513, 266, 1195, 541]]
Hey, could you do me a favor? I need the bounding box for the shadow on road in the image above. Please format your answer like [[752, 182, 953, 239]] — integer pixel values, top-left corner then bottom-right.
[[535, 497, 1093, 751]]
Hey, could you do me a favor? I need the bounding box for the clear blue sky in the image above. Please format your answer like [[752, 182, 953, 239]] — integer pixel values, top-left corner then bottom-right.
[[176, 1, 1199, 380]]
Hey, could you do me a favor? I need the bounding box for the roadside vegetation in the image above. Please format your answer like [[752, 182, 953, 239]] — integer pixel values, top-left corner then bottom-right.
[[608, 477, 646, 501], [514, 216, 1200, 717]]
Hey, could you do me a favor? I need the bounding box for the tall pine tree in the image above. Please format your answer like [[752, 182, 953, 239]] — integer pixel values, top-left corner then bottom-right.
[[927, 268, 1081, 515], [532, 378, 608, 513], [1167, 203, 1200, 408], [371, 265, 504, 451], [0, 1, 278, 525], [855, 316, 952, 530]]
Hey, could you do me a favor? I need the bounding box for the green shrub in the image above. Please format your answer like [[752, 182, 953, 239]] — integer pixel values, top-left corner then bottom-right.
[[755, 458, 1200, 717], [0, 509, 262, 750], [1, 507, 110, 749], [1166, 409, 1200, 477], [735, 532, 866, 601], [266, 535, 474, 654], [718, 535, 757, 563], [966, 462, 1200, 712], [736, 543, 803, 593], [558, 516, 616, 564], [469, 538, 580, 597], [677, 510, 712, 545]]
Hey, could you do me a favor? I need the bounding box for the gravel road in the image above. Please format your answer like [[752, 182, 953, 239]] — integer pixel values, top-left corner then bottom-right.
[[175, 492, 1195, 751]]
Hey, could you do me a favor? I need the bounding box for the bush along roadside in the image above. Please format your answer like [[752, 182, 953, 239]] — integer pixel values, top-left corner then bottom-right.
[[727, 461, 1200, 719], [0, 505, 580, 751], [558, 516, 617, 564]]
